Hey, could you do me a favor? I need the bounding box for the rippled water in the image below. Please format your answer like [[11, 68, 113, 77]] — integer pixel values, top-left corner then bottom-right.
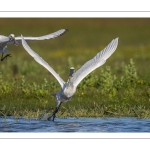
[[0, 116, 150, 132]]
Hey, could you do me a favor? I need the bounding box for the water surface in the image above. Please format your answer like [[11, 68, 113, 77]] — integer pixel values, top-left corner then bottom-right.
[[0, 117, 150, 132]]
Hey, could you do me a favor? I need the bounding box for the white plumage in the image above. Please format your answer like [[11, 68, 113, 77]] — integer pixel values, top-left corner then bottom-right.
[[21, 35, 119, 121]]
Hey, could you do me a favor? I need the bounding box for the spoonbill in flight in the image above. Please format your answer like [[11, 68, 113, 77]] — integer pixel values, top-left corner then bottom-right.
[[21, 35, 118, 121]]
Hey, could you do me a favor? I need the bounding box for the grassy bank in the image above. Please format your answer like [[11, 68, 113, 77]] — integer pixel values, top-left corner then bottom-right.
[[0, 59, 150, 119], [0, 18, 150, 119]]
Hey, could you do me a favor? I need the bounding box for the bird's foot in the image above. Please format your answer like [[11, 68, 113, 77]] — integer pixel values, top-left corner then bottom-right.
[[47, 112, 56, 121], [6, 54, 11, 59], [47, 102, 62, 121], [1, 54, 12, 61]]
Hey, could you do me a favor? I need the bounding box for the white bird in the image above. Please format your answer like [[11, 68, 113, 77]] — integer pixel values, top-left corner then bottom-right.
[[0, 29, 68, 61], [21, 35, 119, 121]]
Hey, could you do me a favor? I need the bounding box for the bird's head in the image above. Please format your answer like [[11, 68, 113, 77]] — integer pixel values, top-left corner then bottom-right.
[[69, 67, 75, 79], [9, 34, 15, 41], [9, 34, 18, 46]]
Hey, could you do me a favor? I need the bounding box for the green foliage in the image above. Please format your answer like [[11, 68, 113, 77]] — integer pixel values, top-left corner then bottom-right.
[[0, 59, 150, 119], [121, 58, 138, 88]]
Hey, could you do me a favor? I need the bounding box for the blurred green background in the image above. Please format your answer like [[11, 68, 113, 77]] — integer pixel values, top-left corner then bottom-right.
[[0, 18, 150, 83]]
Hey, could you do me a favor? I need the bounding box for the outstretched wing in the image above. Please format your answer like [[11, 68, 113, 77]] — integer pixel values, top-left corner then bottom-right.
[[72, 38, 119, 87], [9, 29, 68, 44], [21, 35, 65, 88]]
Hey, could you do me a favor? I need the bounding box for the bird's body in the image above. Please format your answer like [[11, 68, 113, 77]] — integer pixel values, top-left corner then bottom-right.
[[0, 29, 68, 61], [21, 35, 119, 121], [0, 34, 15, 54], [0, 35, 10, 46], [56, 81, 75, 102]]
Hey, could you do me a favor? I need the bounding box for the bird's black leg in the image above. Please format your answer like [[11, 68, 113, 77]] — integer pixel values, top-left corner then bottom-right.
[[1, 53, 11, 61], [47, 102, 62, 121], [1, 53, 4, 61]]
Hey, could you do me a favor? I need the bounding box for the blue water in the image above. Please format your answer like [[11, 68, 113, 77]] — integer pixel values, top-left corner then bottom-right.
[[0, 116, 150, 132]]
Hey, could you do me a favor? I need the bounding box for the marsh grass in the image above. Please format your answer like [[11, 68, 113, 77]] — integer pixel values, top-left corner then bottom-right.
[[0, 18, 150, 119], [0, 59, 150, 119]]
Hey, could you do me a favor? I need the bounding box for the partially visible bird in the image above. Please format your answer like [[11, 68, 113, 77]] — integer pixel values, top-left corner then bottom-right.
[[21, 35, 118, 121], [0, 29, 68, 61]]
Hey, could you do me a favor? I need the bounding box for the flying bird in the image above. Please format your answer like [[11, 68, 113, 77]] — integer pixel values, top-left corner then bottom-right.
[[0, 29, 68, 61], [21, 35, 118, 121]]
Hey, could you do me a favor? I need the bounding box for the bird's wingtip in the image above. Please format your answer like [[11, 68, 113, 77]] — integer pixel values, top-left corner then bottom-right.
[[113, 37, 119, 43], [63, 29, 69, 33], [65, 28, 69, 31]]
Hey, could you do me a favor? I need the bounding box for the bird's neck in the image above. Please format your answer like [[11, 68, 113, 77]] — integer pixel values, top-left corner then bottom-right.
[[67, 78, 72, 85]]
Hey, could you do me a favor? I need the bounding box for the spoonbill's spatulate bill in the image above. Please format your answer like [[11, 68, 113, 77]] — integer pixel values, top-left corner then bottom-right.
[[0, 29, 68, 61], [21, 35, 119, 121]]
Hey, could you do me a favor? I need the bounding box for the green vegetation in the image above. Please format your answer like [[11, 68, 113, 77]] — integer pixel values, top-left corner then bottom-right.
[[0, 18, 150, 119], [0, 59, 150, 119]]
